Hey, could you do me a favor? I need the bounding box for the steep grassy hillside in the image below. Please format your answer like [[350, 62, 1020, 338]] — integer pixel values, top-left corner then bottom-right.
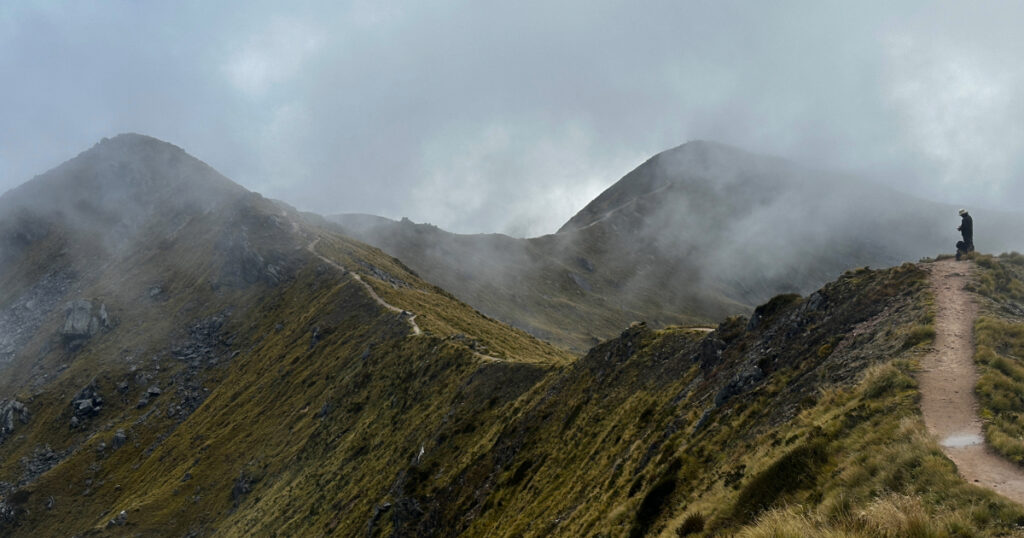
[[0, 135, 570, 536], [334, 141, 1024, 352], [3, 135, 1022, 536], [346, 262, 1024, 537]]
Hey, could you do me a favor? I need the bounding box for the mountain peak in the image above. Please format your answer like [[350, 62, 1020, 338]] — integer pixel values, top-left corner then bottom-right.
[[0, 134, 250, 254], [83, 132, 191, 160], [1, 133, 246, 212], [557, 140, 794, 233]]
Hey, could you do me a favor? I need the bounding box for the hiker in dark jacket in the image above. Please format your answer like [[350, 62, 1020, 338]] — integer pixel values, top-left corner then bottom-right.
[[956, 209, 974, 260]]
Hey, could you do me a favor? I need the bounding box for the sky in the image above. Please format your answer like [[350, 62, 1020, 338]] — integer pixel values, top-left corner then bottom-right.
[[1, 1, 1023, 237]]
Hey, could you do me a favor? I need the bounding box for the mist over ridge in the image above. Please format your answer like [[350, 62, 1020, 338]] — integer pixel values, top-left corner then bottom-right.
[[334, 138, 1024, 350], [1, 132, 1024, 536], [7, 2, 1024, 534]]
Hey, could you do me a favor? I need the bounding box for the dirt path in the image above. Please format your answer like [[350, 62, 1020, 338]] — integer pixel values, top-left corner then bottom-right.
[[920, 259, 1024, 503], [307, 237, 422, 336], [306, 237, 513, 361]]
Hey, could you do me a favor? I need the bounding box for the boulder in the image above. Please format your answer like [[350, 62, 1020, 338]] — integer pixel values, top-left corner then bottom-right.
[[0, 400, 31, 444], [112, 429, 127, 450], [76, 399, 95, 413], [61, 300, 98, 338], [69, 382, 103, 425], [60, 300, 111, 350], [98, 303, 110, 328]]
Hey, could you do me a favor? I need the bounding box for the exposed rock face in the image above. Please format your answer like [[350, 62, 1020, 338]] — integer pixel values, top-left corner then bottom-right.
[[695, 336, 727, 368], [172, 313, 232, 368], [216, 208, 301, 288], [0, 270, 74, 364], [60, 300, 111, 350], [0, 498, 21, 527], [714, 367, 765, 406], [0, 401, 30, 445], [63, 299, 97, 335]]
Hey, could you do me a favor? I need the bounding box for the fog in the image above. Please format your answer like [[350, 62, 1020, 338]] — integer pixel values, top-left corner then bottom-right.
[[2, 2, 1024, 237], [331, 138, 1024, 349]]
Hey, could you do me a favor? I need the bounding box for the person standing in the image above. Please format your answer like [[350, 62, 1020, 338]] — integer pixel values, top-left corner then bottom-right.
[[956, 209, 974, 260]]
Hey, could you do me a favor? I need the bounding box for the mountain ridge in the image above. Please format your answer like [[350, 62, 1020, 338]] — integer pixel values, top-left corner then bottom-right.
[[332, 139, 1024, 350], [5, 135, 1024, 536]]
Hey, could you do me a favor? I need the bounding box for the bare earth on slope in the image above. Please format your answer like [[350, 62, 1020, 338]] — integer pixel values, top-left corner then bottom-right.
[[920, 259, 1024, 504]]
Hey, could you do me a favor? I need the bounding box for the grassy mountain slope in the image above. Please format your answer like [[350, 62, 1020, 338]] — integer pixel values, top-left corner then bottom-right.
[[0, 135, 568, 536], [2, 135, 1023, 536], [333, 141, 1024, 352], [330, 215, 728, 352], [347, 262, 1024, 537]]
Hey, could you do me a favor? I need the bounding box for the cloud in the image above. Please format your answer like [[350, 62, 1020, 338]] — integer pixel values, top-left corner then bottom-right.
[[884, 35, 1024, 205], [222, 18, 324, 98], [3, 2, 1024, 234], [409, 121, 638, 236]]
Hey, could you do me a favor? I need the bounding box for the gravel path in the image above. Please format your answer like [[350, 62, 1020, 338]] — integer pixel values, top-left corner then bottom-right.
[[920, 259, 1024, 504]]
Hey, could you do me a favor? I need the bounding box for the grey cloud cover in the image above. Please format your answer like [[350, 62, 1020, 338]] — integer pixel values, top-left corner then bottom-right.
[[1, 1, 1022, 236]]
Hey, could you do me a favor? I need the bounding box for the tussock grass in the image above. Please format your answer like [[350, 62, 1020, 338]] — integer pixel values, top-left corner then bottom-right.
[[970, 255, 1024, 465], [675, 512, 705, 536], [968, 254, 1024, 303], [902, 325, 936, 349], [731, 358, 1024, 537], [975, 316, 1024, 464]]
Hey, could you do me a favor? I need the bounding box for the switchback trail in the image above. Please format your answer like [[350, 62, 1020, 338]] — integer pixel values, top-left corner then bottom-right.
[[920, 259, 1024, 504]]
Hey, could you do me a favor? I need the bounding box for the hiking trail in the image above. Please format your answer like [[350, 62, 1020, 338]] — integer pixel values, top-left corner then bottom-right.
[[307, 237, 422, 336], [920, 259, 1024, 504], [306, 236, 506, 362]]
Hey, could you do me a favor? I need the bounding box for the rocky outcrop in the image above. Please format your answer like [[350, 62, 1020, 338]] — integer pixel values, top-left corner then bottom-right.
[[0, 270, 74, 363], [695, 335, 727, 368], [69, 382, 103, 427], [171, 313, 233, 368], [357, 261, 411, 289], [0, 495, 24, 528], [714, 366, 765, 406], [20, 445, 62, 484], [216, 208, 301, 288], [136, 386, 162, 409], [0, 401, 30, 445], [60, 299, 111, 351]]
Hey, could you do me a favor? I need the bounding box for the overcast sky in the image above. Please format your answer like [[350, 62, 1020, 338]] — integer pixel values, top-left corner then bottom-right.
[[1, 1, 1022, 236]]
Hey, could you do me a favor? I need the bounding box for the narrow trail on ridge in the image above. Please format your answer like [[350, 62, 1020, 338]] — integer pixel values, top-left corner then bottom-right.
[[920, 259, 1024, 504], [306, 237, 422, 336], [305, 236, 506, 362]]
